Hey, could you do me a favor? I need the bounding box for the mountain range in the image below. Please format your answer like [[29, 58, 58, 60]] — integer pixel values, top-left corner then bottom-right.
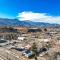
[[0, 18, 60, 27]]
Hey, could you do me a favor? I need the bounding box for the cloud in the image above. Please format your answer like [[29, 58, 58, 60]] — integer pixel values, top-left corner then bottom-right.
[[17, 11, 60, 24]]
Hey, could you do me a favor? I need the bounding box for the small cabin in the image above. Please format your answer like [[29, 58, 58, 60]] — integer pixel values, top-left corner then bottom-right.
[[18, 37, 25, 41]]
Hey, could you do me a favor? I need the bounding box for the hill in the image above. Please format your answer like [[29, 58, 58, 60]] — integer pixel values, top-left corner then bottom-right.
[[0, 18, 59, 27]]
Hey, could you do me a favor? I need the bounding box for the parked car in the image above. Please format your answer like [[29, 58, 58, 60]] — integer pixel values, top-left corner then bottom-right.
[[22, 50, 35, 58], [15, 48, 25, 51], [37, 47, 47, 53]]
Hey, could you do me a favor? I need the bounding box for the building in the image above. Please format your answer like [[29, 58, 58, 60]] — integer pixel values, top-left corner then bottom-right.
[[18, 36, 25, 41]]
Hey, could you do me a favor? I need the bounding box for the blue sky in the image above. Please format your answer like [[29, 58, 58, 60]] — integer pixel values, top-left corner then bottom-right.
[[0, 0, 60, 24]]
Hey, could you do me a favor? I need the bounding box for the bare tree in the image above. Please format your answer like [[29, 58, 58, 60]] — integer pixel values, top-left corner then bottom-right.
[[31, 42, 38, 60]]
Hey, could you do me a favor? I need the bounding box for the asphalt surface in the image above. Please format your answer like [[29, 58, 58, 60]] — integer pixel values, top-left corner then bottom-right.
[[0, 47, 21, 60], [0, 47, 33, 60]]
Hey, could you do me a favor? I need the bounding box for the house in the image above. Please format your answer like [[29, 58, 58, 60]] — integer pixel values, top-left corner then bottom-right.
[[18, 37, 25, 41], [38, 38, 51, 43]]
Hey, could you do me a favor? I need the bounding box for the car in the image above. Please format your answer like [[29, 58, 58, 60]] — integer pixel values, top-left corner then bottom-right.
[[15, 47, 25, 51], [22, 50, 35, 58]]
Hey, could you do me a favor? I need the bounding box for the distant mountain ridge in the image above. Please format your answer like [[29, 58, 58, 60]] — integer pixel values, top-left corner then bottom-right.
[[0, 18, 60, 27]]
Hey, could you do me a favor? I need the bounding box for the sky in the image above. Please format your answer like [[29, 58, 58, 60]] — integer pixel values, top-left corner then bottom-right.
[[0, 0, 60, 24]]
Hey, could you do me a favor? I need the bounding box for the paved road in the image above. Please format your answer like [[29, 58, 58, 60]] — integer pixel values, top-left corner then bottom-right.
[[0, 47, 21, 60], [0, 54, 7, 60], [10, 49, 34, 60], [0, 47, 34, 60]]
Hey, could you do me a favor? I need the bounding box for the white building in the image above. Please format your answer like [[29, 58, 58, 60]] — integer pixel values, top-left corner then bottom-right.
[[18, 37, 25, 41]]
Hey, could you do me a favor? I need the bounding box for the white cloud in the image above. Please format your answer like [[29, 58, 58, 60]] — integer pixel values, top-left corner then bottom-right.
[[17, 11, 60, 24]]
